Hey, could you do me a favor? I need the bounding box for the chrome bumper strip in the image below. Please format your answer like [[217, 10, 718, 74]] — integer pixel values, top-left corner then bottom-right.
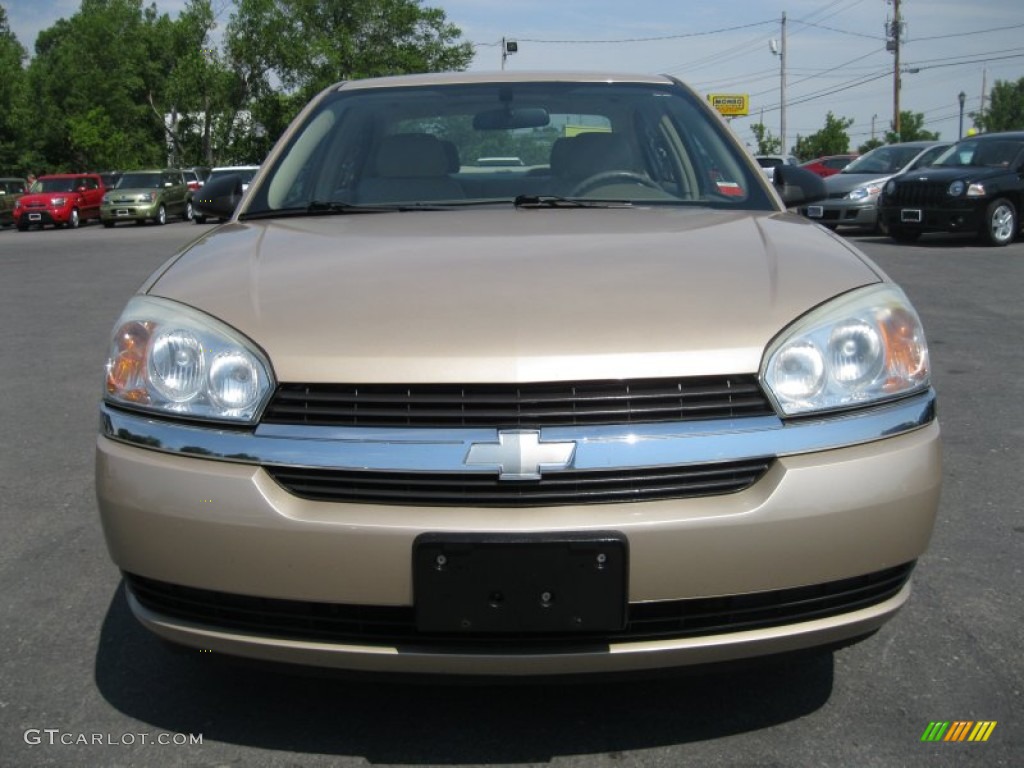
[[100, 390, 935, 473]]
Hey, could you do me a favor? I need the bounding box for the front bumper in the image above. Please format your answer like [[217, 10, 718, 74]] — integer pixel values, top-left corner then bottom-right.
[[802, 199, 879, 228], [101, 202, 160, 222], [96, 392, 941, 675], [880, 204, 982, 233], [16, 206, 72, 226]]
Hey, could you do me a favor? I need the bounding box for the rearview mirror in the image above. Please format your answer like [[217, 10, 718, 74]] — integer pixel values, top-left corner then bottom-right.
[[473, 107, 550, 130]]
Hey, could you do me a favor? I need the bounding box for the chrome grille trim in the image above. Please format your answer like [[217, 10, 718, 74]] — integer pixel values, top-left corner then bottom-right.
[[99, 390, 936, 476]]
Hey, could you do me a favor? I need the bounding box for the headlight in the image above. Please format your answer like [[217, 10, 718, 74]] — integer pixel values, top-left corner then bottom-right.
[[762, 284, 929, 416], [138, 192, 155, 202], [884, 180, 896, 196], [104, 295, 274, 423], [847, 184, 881, 202], [51, 197, 67, 206], [102, 193, 111, 204], [966, 182, 987, 198], [948, 180, 965, 196]]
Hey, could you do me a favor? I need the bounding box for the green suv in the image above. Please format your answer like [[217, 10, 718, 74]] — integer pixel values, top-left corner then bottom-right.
[[100, 169, 192, 227], [0, 177, 28, 227]]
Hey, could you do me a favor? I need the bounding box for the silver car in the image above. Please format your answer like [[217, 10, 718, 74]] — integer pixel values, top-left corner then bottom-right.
[[801, 141, 951, 232], [96, 72, 941, 677]]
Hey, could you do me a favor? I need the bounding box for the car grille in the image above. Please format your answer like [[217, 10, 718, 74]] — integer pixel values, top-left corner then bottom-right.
[[124, 562, 915, 648], [886, 181, 948, 207], [265, 458, 773, 507], [261, 375, 774, 428]]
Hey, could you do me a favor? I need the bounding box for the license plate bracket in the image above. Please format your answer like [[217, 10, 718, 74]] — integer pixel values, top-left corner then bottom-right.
[[414, 532, 628, 634], [806, 205, 823, 219], [900, 208, 922, 223]]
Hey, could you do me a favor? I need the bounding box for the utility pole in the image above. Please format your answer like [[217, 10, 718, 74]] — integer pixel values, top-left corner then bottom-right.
[[887, 0, 904, 141], [769, 13, 787, 153], [781, 12, 787, 154]]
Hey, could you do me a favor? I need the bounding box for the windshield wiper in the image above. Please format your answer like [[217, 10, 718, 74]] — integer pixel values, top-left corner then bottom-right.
[[240, 201, 402, 220], [512, 194, 632, 208]]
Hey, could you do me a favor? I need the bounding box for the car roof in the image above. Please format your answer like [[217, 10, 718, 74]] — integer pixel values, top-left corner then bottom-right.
[[964, 131, 1024, 141], [335, 71, 677, 92]]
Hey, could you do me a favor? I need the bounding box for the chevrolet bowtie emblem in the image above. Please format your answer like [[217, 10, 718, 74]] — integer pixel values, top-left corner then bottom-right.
[[465, 430, 576, 481]]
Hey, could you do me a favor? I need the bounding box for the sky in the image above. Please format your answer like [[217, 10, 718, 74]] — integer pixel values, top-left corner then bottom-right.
[[6, 0, 1024, 154]]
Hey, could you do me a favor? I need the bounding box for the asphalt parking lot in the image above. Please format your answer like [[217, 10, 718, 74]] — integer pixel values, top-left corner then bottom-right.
[[0, 219, 1020, 767]]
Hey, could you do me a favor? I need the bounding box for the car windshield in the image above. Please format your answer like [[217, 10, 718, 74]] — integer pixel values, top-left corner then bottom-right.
[[209, 168, 259, 184], [33, 178, 78, 193], [841, 145, 925, 174], [244, 79, 774, 216], [117, 172, 162, 188], [932, 139, 1024, 169]]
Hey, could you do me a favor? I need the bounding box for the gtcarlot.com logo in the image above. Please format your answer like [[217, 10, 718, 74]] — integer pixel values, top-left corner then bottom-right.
[[24, 729, 203, 746], [921, 721, 998, 743]]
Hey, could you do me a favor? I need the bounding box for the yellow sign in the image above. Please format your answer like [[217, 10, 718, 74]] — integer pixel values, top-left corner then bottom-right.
[[708, 94, 749, 117]]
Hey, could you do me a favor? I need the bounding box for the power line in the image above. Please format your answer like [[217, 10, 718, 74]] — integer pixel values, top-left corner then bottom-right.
[[509, 20, 776, 45]]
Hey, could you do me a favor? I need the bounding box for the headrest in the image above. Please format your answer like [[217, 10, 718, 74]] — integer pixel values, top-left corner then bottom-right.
[[374, 134, 453, 177], [550, 133, 635, 179]]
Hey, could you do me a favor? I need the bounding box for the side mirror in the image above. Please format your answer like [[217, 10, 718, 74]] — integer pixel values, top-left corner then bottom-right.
[[774, 164, 827, 207], [193, 174, 243, 220]]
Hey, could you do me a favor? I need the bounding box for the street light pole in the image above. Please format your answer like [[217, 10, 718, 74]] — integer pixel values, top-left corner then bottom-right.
[[958, 91, 966, 140]]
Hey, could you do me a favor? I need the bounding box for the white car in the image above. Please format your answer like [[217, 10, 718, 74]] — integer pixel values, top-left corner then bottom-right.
[[755, 154, 799, 181]]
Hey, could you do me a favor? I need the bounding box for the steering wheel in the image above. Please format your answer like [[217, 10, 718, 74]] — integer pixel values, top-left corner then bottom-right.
[[570, 171, 663, 197]]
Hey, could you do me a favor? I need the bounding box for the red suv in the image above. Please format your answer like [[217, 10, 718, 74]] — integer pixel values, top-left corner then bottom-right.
[[14, 174, 106, 230]]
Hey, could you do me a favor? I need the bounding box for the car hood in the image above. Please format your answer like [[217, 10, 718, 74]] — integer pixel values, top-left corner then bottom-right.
[[895, 166, 1010, 183], [17, 191, 79, 204], [107, 187, 163, 198], [146, 208, 882, 383], [825, 172, 892, 194]]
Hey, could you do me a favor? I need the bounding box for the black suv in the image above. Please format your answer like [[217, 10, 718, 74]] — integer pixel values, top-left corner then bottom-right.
[[878, 131, 1024, 246]]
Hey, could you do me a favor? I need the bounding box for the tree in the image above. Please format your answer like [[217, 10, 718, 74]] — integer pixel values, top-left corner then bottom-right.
[[0, 5, 28, 172], [793, 112, 853, 161], [857, 137, 885, 154], [750, 122, 781, 155], [973, 77, 1024, 133], [226, 0, 474, 154], [24, 0, 173, 170], [884, 110, 939, 143]]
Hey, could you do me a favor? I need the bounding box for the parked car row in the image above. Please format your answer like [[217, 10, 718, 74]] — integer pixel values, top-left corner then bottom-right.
[[798, 131, 1024, 247], [4, 165, 260, 231]]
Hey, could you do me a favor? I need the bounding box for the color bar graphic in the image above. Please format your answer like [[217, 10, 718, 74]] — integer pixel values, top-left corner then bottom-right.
[[921, 721, 997, 742]]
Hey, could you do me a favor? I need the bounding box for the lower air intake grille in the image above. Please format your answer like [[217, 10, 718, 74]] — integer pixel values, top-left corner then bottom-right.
[[124, 563, 915, 648], [265, 459, 773, 507]]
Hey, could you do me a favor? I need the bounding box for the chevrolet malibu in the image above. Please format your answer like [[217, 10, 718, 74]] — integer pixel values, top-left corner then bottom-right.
[[96, 72, 941, 677]]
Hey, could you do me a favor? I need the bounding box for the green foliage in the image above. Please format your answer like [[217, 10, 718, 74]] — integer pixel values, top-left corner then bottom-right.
[[857, 137, 885, 154], [973, 77, 1024, 133], [225, 0, 473, 151], [750, 123, 782, 155], [0, 5, 28, 172], [6, 0, 472, 171], [793, 112, 853, 161], [884, 111, 940, 143]]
